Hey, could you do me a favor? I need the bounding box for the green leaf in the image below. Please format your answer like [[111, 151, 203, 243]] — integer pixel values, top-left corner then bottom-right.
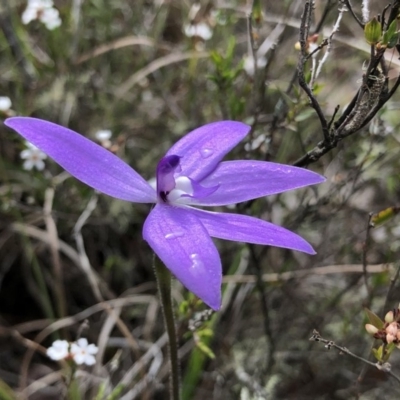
[[371, 271, 390, 287], [372, 345, 384, 362], [371, 206, 400, 227], [94, 382, 106, 400], [312, 83, 325, 95], [387, 19, 397, 37], [364, 307, 384, 329], [0, 380, 16, 400], [67, 378, 82, 400], [382, 343, 396, 362], [226, 37, 236, 65], [106, 385, 125, 400], [210, 51, 222, 65], [197, 328, 214, 338], [196, 340, 216, 359], [252, 0, 263, 24], [365, 17, 382, 45], [388, 32, 399, 48], [294, 108, 315, 122], [383, 20, 398, 47]]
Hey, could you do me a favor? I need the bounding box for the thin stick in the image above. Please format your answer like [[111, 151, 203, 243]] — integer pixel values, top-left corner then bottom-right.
[[44, 187, 67, 319], [222, 263, 394, 284], [310, 330, 400, 384], [312, 5, 347, 86], [72, 194, 103, 301], [297, 1, 330, 141], [361, 213, 374, 305], [343, 0, 365, 28], [362, 0, 370, 23]]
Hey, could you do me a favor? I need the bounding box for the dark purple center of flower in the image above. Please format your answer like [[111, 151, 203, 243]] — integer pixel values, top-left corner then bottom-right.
[[156, 155, 181, 202], [160, 191, 168, 203], [156, 154, 219, 204]]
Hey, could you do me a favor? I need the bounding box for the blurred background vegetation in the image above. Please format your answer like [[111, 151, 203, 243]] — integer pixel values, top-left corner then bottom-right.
[[1, 0, 400, 399]]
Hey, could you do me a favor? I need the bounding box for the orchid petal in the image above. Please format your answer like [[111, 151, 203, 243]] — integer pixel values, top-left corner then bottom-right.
[[166, 121, 250, 181], [190, 208, 316, 254], [5, 117, 156, 203], [193, 161, 325, 206], [183, 179, 219, 199], [143, 204, 221, 310]]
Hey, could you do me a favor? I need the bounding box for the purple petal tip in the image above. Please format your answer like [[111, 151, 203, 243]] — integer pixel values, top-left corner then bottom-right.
[[5, 117, 156, 203]]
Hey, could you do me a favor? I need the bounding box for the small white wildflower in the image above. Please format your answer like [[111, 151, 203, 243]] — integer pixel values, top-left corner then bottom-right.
[[95, 129, 112, 141], [244, 134, 267, 151], [243, 55, 267, 77], [40, 7, 62, 30], [184, 22, 213, 41], [70, 338, 98, 366], [20, 141, 47, 171], [0, 96, 12, 111], [22, 0, 61, 30], [22, 7, 37, 25], [47, 340, 69, 361]]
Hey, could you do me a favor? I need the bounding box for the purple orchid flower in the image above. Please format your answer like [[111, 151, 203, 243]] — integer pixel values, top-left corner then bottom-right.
[[5, 117, 325, 310]]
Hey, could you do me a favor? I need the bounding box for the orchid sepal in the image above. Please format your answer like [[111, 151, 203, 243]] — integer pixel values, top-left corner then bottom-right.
[[5, 117, 156, 203]]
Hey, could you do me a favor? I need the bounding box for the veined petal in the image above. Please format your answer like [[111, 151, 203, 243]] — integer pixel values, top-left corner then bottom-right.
[[190, 208, 316, 254], [165, 121, 250, 181], [194, 161, 325, 206], [5, 117, 156, 203], [143, 204, 222, 310], [183, 179, 219, 199]]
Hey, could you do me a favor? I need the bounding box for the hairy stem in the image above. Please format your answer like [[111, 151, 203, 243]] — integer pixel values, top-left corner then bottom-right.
[[154, 255, 181, 400]]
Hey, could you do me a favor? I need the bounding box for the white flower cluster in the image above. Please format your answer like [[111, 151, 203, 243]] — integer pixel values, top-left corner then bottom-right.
[[47, 338, 98, 366], [0, 96, 12, 112], [20, 141, 47, 171], [184, 22, 213, 41], [95, 129, 112, 141], [95, 129, 112, 149], [243, 55, 267, 77], [183, 3, 213, 42], [22, 0, 61, 30], [244, 133, 268, 152]]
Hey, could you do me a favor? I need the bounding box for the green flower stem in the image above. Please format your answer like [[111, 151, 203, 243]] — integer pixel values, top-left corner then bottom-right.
[[153, 255, 181, 400]]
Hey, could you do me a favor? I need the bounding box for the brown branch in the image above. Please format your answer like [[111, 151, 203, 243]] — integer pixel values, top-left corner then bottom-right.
[[361, 213, 374, 306], [342, 0, 364, 28], [386, 1, 400, 28], [297, 1, 330, 141], [382, 263, 400, 317], [310, 330, 400, 384]]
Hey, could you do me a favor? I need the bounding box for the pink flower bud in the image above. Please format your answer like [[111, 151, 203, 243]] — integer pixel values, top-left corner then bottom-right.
[[385, 311, 394, 323], [365, 324, 379, 335]]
